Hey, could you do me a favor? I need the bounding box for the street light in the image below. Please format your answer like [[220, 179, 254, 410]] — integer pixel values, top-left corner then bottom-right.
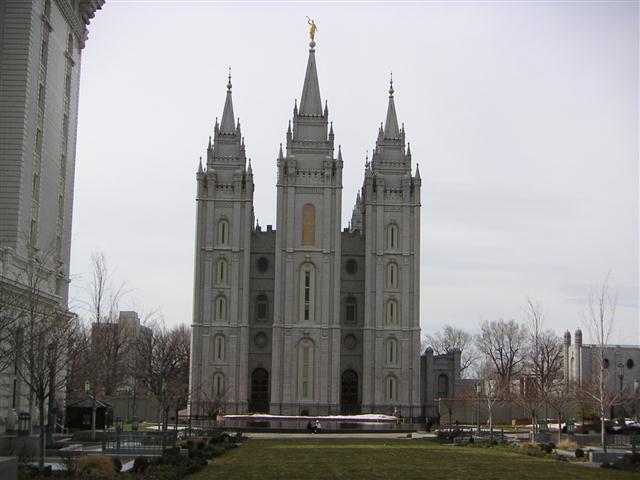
[[617, 362, 625, 423], [634, 380, 639, 423], [85, 380, 96, 441], [476, 382, 482, 436]]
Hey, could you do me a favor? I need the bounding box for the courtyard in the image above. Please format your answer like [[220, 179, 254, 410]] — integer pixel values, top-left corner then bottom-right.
[[186, 438, 637, 480]]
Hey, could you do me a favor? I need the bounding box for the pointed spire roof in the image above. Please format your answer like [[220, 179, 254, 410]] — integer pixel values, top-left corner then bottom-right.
[[220, 68, 235, 133], [299, 42, 323, 116], [384, 73, 400, 138]]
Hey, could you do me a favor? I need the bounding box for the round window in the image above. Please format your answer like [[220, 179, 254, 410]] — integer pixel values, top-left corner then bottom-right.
[[344, 334, 357, 350], [254, 332, 268, 348], [627, 359, 634, 369], [257, 256, 269, 272], [346, 259, 358, 275]]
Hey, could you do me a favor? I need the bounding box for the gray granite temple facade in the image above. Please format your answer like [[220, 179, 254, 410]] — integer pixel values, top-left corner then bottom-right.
[[189, 39, 424, 419]]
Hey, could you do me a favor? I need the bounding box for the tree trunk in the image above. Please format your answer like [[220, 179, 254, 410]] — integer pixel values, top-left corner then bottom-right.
[[38, 397, 46, 471], [91, 400, 97, 441]]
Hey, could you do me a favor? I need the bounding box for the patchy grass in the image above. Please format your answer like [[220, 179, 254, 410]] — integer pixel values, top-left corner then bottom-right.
[[186, 439, 636, 479]]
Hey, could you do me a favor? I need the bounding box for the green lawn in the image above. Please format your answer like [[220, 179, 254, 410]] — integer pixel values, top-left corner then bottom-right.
[[187, 439, 636, 480]]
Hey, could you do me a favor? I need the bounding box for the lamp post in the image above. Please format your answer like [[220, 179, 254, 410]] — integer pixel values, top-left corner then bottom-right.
[[476, 382, 481, 436], [85, 380, 96, 441], [617, 362, 624, 423], [634, 380, 639, 423]]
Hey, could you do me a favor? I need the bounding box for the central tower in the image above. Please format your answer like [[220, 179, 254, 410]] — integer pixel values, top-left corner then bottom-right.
[[270, 39, 344, 415]]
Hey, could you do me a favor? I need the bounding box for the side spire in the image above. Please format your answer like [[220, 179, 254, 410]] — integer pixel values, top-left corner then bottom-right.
[[384, 72, 400, 138], [220, 67, 235, 133], [299, 41, 323, 116]]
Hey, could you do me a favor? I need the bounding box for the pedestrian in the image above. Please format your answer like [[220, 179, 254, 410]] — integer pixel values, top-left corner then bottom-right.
[[315, 419, 321, 433]]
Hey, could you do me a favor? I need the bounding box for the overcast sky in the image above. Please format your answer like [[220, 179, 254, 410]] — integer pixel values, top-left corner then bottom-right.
[[70, 1, 639, 345]]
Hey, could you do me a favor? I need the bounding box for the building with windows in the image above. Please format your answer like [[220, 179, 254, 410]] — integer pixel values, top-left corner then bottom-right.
[[0, 0, 103, 431], [563, 329, 640, 394], [189, 37, 424, 420]]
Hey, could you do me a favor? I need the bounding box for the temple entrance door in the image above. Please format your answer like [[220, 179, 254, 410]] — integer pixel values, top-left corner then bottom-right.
[[340, 370, 360, 415], [249, 368, 269, 413]]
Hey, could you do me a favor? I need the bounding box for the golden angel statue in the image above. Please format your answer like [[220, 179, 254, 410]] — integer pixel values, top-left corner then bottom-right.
[[306, 17, 318, 41]]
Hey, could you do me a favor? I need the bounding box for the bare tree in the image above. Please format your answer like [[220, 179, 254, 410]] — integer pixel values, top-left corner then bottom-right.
[[523, 299, 563, 429], [476, 319, 528, 390], [581, 276, 619, 452], [78, 252, 126, 439], [547, 378, 579, 443], [0, 253, 27, 372], [7, 254, 84, 470], [475, 362, 509, 437], [135, 321, 190, 435], [425, 325, 479, 377]]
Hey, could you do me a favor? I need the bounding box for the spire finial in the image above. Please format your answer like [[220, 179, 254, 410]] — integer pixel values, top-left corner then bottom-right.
[[227, 66, 232, 91], [306, 17, 318, 48], [389, 71, 394, 96]]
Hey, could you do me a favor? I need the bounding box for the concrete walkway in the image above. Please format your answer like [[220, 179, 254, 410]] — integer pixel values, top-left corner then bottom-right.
[[244, 432, 436, 440]]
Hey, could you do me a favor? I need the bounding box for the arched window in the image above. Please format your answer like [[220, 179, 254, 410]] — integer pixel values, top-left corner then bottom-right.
[[385, 299, 399, 325], [299, 262, 316, 322], [213, 335, 225, 362], [387, 223, 399, 249], [255, 295, 268, 322], [216, 258, 228, 285], [386, 337, 398, 365], [437, 374, 449, 397], [302, 203, 315, 246], [217, 219, 229, 245], [386, 375, 397, 402], [215, 296, 227, 322], [297, 339, 314, 400], [345, 297, 357, 324], [386, 262, 398, 289], [212, 372, 225, 398]]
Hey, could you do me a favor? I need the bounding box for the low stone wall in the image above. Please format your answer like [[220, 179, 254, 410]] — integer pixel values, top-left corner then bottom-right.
[[0, 457, 18, 480], [589, 451, 625, 463]]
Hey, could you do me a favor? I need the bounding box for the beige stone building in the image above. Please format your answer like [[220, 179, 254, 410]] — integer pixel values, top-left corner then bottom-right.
[[0, 0, 103, 430]]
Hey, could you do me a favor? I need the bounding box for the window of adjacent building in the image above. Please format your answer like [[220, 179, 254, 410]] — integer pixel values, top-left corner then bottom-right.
[[387, 223, 399, 249], [40, 37, 48, 67], [216, 258, 228, 285], [385, 299, 398, 325], [30, 219, 37, 244], [35, 128, 42, 153], [215, 296, 227, 322], [345, 297, 357, 324], [32, 174, 39, 201], [298, 339, 314, 400], [387, 262, 398, 289], [256, 295, 268, 322], [386, 375, 397, 402], [213, 335, 225, 362], [301, 203, 315, 246], [299, 263, 315, 322], [37, 84, 45, 112], [212, 372, 225, 398], [437, 374, 449, 397], [217, 219, 229, 245], [386, 338, 398, 365]]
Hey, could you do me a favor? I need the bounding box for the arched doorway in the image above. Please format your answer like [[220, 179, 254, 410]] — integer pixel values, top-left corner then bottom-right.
[[340, 370, 360, 415], [249, 368, 269, 413]]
